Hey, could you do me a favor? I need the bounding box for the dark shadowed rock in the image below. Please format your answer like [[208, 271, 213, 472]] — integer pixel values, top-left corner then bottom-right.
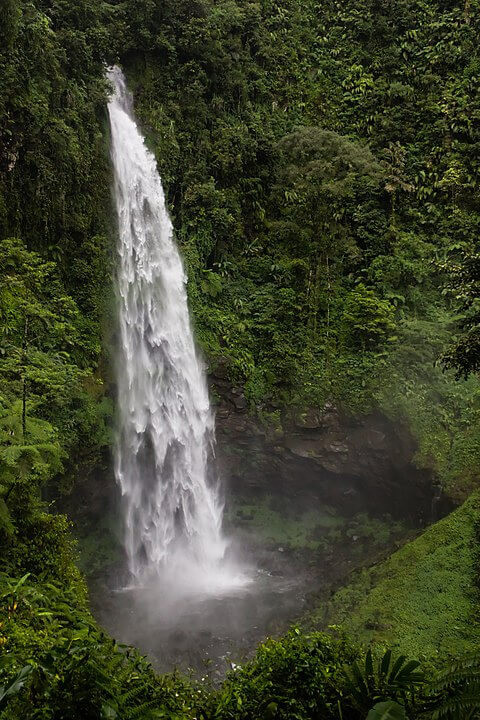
[[209, 376, 439, 524], [233, 393, 248, 412]]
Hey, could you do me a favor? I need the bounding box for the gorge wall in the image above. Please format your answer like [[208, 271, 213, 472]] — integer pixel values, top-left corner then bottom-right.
[[211, 371, 441, 525]]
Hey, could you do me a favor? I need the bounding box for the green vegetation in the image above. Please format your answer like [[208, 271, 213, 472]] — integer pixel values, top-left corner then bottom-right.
[[121, 0, 480, 496], [1, 0, 480, 717], [4, 599, 480, 720], [74, 513, 123, 580], [321, 494, 480, 659], [0, 0, 114, 506], [230, 499, 342, 550], [227, 496, 406, 553], [0, 571, 203, 719]]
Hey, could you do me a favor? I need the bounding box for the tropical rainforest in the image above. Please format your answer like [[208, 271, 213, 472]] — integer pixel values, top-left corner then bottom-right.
[[1, 0, 480, 717]]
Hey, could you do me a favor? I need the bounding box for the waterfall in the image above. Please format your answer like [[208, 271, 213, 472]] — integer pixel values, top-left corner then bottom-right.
[[107, 67, 236, 590]]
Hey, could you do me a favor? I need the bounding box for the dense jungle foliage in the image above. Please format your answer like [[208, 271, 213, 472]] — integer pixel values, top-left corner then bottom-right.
[[1, 0, 480, 717], [121, 0, 480, 498]]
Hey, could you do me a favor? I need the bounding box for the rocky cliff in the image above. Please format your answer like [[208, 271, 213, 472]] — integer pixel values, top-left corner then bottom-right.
[[211, 371, 441, 523]]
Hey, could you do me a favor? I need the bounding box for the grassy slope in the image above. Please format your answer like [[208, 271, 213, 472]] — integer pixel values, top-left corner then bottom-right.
[[318, 493, 480, 659]]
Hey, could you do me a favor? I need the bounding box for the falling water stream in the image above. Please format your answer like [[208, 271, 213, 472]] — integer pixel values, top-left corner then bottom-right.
[[108, 67, 244, 593]]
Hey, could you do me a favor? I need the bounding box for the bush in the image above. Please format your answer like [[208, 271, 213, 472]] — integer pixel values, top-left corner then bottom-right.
[[214, 629, 358, 720]]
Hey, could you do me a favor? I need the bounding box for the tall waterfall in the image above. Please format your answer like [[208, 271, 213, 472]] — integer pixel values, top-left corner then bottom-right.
[[108, 67, 232, 589]]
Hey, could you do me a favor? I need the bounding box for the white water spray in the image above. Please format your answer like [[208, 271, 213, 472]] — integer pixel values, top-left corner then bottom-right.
[[108, 67, 243, 592]]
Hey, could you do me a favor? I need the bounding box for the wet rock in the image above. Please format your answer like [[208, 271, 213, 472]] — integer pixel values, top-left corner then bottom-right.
[[365, 429, 386, 449], [365, 620, 391, 631], [328, 441, 348, 454], [233, 394, 248, 412], [198, 629, 213, 640], [170, 629, 187, 644], [293, 404, 340, 430], [211, 356, 231, 380], [213, 379, 435, 523], [294, 408, 322, 429]]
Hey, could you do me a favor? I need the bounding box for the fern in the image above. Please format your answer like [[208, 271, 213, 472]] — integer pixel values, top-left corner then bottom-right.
[[0, 497, 14, 536], [118, 682, 147, 706], [124, 698, 158, 719], [428, 653, 480, 719], [429, 655, 480, 694]]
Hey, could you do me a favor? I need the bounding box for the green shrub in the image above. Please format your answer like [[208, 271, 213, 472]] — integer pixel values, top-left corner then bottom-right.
[[214, 629, 358, 720]]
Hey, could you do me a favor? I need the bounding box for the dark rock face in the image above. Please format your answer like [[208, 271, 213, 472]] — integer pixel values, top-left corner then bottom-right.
[[210, 374, 439, 524]]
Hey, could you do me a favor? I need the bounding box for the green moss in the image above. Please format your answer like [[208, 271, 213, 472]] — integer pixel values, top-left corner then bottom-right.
[[321, 493, 480, 659], [228, 499, 344, 550], [227, 497, 406, 555]]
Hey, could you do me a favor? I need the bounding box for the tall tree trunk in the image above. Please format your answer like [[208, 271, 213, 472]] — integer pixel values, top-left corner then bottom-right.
[[22, 374, 27, 438], [21, 315, 28, 438], [326, 255, 331, 339], [313, 255, 321, 343], [306, 265, 313, 339]]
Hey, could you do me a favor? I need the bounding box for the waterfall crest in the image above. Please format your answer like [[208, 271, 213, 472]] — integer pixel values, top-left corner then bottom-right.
[[108, 67, 237, 590]]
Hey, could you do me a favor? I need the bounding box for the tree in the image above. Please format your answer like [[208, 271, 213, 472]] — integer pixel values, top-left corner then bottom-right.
[[275, 127, 383, 342], [342, 284, 396, 350], [381, 141, 414, 226], [441, 247, 480, 379], [0, 0, 20, 49], [0, 237, 79, 436], [277, 127, 383, 254]]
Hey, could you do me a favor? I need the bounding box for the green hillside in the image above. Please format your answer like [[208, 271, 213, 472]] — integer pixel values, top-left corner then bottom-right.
[[321, 493, 480, 658], [1, 0, 480, 717]]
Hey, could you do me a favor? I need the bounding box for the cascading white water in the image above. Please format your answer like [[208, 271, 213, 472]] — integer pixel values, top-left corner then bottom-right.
[[107, 67, 241, 591]]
